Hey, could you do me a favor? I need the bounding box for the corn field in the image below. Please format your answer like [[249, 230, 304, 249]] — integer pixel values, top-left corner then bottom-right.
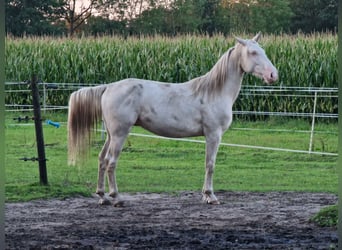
[[5, 33, 337, 118]]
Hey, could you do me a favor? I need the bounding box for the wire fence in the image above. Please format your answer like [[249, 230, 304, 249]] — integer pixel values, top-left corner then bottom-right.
[[5, 81, 338, 156], [5, 82, 338, 116]]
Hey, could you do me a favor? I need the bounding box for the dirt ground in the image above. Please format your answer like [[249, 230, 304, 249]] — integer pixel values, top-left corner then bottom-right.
[[5, 191, 337, 249]]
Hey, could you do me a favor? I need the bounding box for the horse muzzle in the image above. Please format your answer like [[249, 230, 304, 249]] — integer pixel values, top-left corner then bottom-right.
[[263, 67, 278, 84]]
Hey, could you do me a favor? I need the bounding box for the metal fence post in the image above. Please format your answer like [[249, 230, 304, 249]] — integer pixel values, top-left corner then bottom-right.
[[43, 82, 46, 114], [30, 75, 48, 185], [308, 91, 318, 154]]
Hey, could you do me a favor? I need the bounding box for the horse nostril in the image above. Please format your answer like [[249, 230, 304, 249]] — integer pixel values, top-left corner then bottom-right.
[[270, 71, 278, 81]]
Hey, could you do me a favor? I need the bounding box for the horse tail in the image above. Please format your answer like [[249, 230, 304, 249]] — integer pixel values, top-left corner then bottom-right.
[[67, 85, 107, 165]]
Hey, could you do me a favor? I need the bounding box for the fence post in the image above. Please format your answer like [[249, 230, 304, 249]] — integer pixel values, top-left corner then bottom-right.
[[30, 75, 48, 185], [308, 91, 318, 154], [43, 82, 46, 114]]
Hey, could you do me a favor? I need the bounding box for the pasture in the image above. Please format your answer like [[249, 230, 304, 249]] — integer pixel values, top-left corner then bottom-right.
[[5, 113, 337, 202], [5, 113, 338, 249]]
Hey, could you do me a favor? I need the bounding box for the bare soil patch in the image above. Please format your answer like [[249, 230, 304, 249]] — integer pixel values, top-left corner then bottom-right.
[[5, 191, 337, 249]]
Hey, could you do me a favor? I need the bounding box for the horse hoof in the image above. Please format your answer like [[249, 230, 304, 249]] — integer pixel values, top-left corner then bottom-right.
[[208, 199, 220, 205], [98, 198, 111, 205], [202, 193, 220, 205], [113, 200, 124, 207], [96, 190, 105, 197], [203, 198, 220, 205], [109, 192, 119, 198]]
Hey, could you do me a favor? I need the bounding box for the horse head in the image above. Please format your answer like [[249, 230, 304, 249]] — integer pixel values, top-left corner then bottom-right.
[[235, 32, 278, 84]]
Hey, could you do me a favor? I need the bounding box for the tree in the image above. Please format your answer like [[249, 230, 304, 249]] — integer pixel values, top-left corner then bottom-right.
[[94, 0, 148, 21], [63, 0, 97, 37], [249, 0, 293, 33], [170, 0, 204, 34], [130, 7, 173, 35], [5, 0, 65, 36], [221, 0, 293, 34], [318, 0, 338, 32], [289, 0, 337, 33], [5, 0, 338, 37], [129, 0, 205, 35], [81, 15, 127, 36], [200, 0, 221, 35]]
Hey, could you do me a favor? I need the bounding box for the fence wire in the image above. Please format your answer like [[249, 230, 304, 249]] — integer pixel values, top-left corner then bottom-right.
[[5, 82, 338, 156]]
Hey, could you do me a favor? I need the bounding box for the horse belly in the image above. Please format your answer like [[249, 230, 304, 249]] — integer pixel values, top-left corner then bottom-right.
[[136, 110, 203, 138]]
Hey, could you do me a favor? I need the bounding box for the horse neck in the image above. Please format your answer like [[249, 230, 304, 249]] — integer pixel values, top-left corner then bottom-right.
[[189, 46, 244, 102], [223, 46, 244, 102]]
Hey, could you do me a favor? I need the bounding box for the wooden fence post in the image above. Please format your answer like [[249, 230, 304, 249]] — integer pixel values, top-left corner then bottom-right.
[[30, 75, 48, 185]]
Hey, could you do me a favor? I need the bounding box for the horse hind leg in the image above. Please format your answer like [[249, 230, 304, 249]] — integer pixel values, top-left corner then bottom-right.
[[105, 132, 129, 207], [96, 137, 111, 205]]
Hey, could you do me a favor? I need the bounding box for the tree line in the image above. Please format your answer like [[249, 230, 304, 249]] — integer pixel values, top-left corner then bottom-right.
[[5, 0, 338, 37]]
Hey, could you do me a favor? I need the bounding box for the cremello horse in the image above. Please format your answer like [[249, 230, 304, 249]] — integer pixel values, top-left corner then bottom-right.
[[68, 33, 278, 205]]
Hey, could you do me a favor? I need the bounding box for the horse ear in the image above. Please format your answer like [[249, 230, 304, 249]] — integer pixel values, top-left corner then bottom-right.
[[252, 32, 261, 42], [235, 36, 247, 46]]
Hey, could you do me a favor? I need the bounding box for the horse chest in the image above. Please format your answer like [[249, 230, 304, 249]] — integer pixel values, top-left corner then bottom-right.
[[201, 102, 232, 133], [218, 111, 232, 131]]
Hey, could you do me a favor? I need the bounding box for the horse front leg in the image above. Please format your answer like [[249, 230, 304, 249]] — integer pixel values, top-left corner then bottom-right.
[[202, 132, 222, 205]]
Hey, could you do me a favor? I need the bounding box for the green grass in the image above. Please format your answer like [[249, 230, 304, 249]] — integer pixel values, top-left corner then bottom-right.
[[5, 113, 338, 202], [310, 205, 338, 227]]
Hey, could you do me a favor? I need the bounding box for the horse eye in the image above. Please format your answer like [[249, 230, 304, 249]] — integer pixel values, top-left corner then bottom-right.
[[250, 50, 257, 56]]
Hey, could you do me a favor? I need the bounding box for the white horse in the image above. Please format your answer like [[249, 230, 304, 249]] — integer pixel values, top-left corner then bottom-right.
[[68, 33, 278, 205]]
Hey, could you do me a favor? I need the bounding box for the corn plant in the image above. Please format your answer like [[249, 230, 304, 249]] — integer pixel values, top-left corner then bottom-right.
[[5, 33, 337, 119]]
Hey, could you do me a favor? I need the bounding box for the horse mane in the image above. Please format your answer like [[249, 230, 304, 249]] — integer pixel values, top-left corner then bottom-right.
[[190, 46, 237, 98]]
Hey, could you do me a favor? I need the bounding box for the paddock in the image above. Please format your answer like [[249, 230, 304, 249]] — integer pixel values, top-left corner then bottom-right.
[[5, 191, 337, 249]]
